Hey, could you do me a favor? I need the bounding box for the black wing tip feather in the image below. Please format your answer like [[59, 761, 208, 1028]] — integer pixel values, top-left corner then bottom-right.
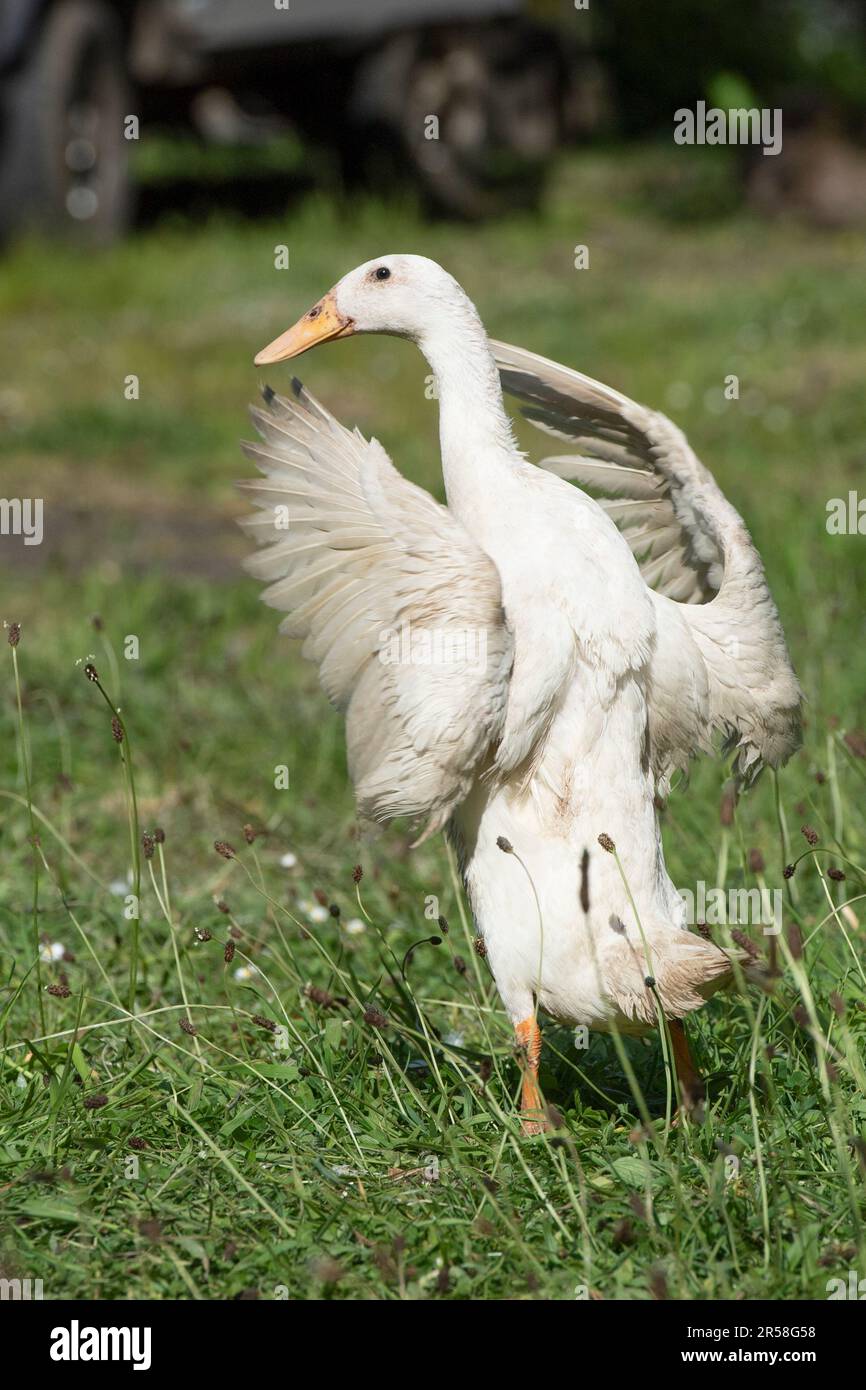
[[254, 376, 315, 427]]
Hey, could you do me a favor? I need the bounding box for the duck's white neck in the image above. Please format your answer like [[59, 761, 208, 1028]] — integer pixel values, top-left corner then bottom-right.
[[417, 299, 521, 523]]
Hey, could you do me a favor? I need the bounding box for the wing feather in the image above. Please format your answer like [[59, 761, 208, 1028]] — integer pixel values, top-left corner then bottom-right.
[[493, 340, 802, 785], [240, 378, 513, 839]]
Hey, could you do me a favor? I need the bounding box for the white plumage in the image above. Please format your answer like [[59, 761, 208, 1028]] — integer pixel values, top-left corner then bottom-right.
[[243, 254, 802, 1130]]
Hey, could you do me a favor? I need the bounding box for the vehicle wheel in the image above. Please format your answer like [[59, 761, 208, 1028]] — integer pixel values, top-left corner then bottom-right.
[[0, 0, 131, 244], [350, 25, 563, 220]]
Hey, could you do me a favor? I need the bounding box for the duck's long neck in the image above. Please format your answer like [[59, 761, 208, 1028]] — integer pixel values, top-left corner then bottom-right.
[[417, 303, 521, 525]]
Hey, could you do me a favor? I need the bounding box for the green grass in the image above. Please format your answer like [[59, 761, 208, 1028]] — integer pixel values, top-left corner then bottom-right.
[[1, 148, 865, 1301]]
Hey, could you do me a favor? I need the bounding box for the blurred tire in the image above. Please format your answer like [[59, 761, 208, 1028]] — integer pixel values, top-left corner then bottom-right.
[[349, 24, 563, 220], [0, 0, 131, 244]]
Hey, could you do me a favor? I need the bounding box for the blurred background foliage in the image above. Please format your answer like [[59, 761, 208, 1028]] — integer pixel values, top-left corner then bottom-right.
[[540, 0, 866, 130], [2, 0, 866, 246]]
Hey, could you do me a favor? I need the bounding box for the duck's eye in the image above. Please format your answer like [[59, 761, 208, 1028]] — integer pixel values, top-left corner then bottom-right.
[[374, 266, 391, 281]]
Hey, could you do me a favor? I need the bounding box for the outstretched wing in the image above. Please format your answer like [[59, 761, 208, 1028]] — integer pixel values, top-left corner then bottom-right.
[[239, 379, 513, 840], [492, 340, 802, 787]]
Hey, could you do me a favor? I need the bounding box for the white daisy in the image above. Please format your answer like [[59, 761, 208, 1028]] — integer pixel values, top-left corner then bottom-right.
[[298, 898, 330, 925], [280, 851, 298, 869], [343, 917, 366, 936]]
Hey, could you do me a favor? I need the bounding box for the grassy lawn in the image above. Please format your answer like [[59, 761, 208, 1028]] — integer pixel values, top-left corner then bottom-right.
[[1, 149, 865, 1300]]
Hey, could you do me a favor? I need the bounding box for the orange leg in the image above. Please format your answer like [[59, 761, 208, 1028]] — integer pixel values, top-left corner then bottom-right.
[[668, 1018, 705, 1115], [515, 1016, 548, 1135]]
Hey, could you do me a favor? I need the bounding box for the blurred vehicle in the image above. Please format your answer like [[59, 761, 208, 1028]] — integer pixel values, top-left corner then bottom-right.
[[0, 0, 567, 242]]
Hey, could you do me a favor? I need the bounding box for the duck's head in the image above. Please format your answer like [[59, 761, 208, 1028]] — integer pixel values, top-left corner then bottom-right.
[[254, 254, 471, 365]]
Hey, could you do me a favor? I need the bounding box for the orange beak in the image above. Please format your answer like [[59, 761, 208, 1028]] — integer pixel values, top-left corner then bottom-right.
[[254, 291, 355, 365]]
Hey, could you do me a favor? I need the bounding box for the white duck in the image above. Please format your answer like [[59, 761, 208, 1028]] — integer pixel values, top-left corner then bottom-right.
[[243, 255, 801, 1132]]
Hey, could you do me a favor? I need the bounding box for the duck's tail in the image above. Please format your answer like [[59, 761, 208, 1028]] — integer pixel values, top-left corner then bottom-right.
[[603, 928, 749, 1029]]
